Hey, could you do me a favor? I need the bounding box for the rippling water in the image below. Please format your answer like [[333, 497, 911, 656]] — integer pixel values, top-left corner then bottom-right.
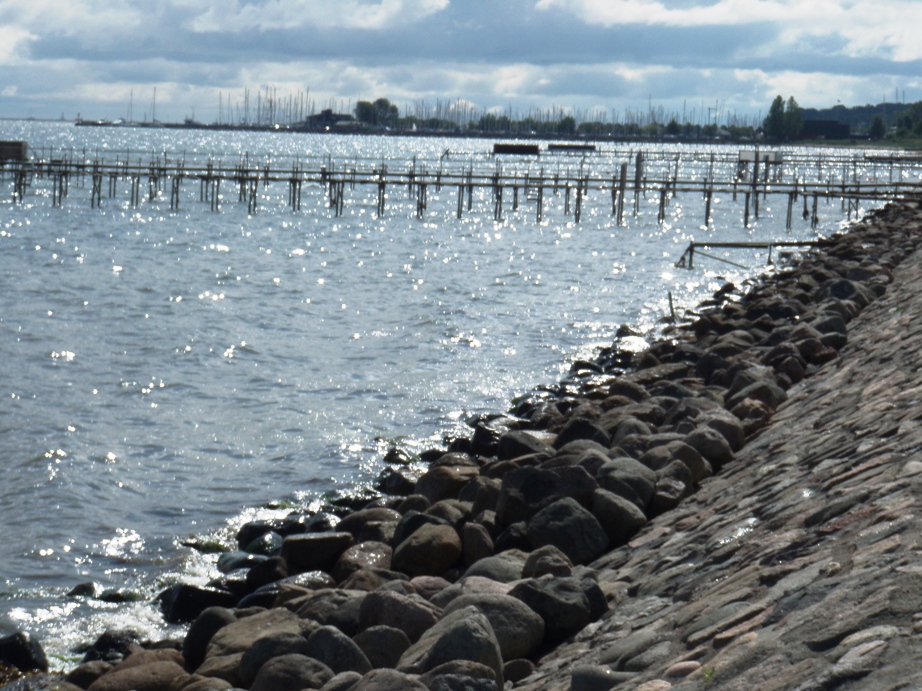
[[0, 121, 896, 663]]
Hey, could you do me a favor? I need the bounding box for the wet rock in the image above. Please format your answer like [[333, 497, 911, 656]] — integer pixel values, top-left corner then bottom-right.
[[158, 584, 238, 624], [495, 430, 556, 461], [336, 509, 402, 539], [244, 555, 289, 591], [332, 541, 393, 583], [280, 532, 355, 574], [0, 632, 48, 674], [416, 465, 481, 504], [81, 630, 143, 665], [65, 660, 113, 689]]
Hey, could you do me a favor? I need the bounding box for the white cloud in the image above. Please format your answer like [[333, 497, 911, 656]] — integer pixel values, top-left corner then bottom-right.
[[536, 0, 922, 62], [0, 0, 144, 36], [185, 0, 450, 32]]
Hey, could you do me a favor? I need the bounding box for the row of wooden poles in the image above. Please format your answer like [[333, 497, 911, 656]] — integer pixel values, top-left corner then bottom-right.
[[1, 153, 917, 227]]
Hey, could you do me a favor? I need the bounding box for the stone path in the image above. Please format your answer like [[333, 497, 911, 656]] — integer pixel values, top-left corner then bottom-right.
[[518, 201, 922, 690]]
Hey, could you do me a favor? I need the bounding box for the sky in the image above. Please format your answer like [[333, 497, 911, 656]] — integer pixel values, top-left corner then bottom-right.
[[1, 0, 921, 124]]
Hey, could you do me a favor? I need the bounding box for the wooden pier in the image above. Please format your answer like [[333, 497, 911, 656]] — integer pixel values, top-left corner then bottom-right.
[[2, 146, 921, 231]]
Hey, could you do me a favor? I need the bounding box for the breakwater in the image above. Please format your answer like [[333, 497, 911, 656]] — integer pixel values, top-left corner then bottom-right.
[[2, 191, 919, 689]]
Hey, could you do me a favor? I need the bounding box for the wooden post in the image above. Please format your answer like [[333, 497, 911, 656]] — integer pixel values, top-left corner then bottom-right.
[[617, 163, 627, 225], [704, 189, 713, 227]]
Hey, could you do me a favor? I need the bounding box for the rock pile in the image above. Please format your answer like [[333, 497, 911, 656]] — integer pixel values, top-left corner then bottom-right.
[[3, 200, 921, 690]]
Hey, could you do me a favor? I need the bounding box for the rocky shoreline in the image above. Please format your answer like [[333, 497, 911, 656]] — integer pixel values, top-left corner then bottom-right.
[[3, 199, 921, 690]]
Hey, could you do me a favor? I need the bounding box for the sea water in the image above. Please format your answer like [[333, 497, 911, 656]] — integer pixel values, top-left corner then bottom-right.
[[0, 121, 894, 663]]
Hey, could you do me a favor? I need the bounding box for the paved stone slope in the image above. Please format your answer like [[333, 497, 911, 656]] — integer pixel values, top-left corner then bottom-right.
[[519, 201, 922, 691]]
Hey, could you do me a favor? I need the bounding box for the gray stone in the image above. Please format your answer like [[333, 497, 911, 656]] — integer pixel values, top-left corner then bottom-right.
[[336, 508, 402, 539], [332, 541, 393, 584], [508, 577, 593, 643], [526, 497, 609, 565], [238, 632, 312, 687], [358, 589, 441, 642], [522, 544, 573, 579], [350, 668, 429, 690], [596, 457, 657, 509], [463, 550, 528, 584], [249, 654, 334, 691], [204, 608, 306, 659], [571, 664, 636, 691], [353, 626, 412, 669], [280, 532, 355, 574], [495, 465, 598, 527], [442, 593, 546, 661], [684, 425, 735, 471], [392, 523, 462, 577], [462, 522, 495, 566], [496, 431, 556, 460], [397, 606, 503, 687], [591, 489, 648, 546], [305, 625, 372, 675], [319, 671, 364, 691], [639, 441, 710, 483], [416, 465, 482, 504]]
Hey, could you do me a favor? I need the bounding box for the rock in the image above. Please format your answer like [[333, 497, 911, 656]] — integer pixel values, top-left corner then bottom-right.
[[179, 675, 235, 690], [397, 606, 503, 687], [244, 556, 289, 591], [319, 671, 364, 691], [349, 668, 429, 690], [249, 654, 334, 691], [664, 660, 701, 677], [591, 489, 648, 546], [65, 661, 113, 689], [305, 625, 373, 675], [496, 431, 556, 460], [0, 632, 48, 674], [193, 652, 244, 687], [430, 576, 512, 609], [157, 584, 238, 625], [639, 441, 710, 484], [340, 568, 408, 592], [353, 626, 412, 669], [508, 577, 594, 643], [463, 550, 528, 583], [504, 658, 535, 683], [332, 541, 393, 583], [204, 607, 306, 659], [596, 457, 657, 509], [684, 425, 735, 471], [462, 522, 495, 566], [280, 532, 355, 574], [522, 544, 573, 578], [701, 412, 746, 452], [392, 524, 462, 577], [571, 664, 634, 691], [295, 589, 364, 627], [495, 466, 598, 527], [425, 500, 470, 530], [392, 511, 450, 549], [526, 497, 609, 564], [336, 508, 402, 539], [493, 521, 531, 553], [85, 660, 188, 691], [216, 551, 268, 574], [409, 576, 452, 602], [418, 660, 499, 690], [553, 418, 611, 449], [442, 593, 546, 661], [416, 465, 481, 504], [81, 630, 143, 664], [358, 589, 442, 642], [725, 380, 787, 412], [237, 632, 312, 687]]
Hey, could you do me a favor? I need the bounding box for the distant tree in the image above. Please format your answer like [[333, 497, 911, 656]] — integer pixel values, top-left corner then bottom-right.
[[355, 101, 376, 125], [784, 96, 804, 139], [557, 115, 576, 135], [764, 95, 786, 140], [665, 119, 681, 136], [869, 115, 886, 139]]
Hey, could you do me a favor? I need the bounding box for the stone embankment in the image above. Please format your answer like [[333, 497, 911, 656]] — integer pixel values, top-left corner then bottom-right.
[[3, 200, 922, 691]]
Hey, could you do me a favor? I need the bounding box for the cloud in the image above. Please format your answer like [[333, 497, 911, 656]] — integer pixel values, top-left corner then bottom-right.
[[183, 0, 450, 32]]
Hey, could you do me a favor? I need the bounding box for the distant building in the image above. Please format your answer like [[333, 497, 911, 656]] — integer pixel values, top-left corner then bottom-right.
[[800, 120, 851, 140], [298, 109, 358, 132]]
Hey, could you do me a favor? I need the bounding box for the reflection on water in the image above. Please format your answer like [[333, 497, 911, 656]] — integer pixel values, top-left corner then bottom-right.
[[0, 121, 898, 659]]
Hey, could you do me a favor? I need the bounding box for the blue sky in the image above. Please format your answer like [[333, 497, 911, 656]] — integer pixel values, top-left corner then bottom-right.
[[1, 0, 920, 123]]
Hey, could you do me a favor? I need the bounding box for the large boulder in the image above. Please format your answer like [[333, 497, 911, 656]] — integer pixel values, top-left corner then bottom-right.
[[397, 606, 503, 687], [508, 577, 595, 644], [463, 550, 528, 584], [391, 524, 462, 577], [0, 632, 48, 674], [204, 607, 306, 659], [237, 632, 312, 687], [331, 541, 393, 583], [442, 594, 546, 661], [350, 668, 429, 690], [526, 497, 609, 565], [496, 431, 556, 460], [591, 489, 648, 546], [305, 625, 372, 675], [495, 466, 598, 527], [86, 660, 188, 691], [595, 457, 657, 509], [249, 654, 334, 691], [358, 590, 441, 642], [353, 626, 412, 669], [415, 465, 481, 504], [280, 532, 355, 574]]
